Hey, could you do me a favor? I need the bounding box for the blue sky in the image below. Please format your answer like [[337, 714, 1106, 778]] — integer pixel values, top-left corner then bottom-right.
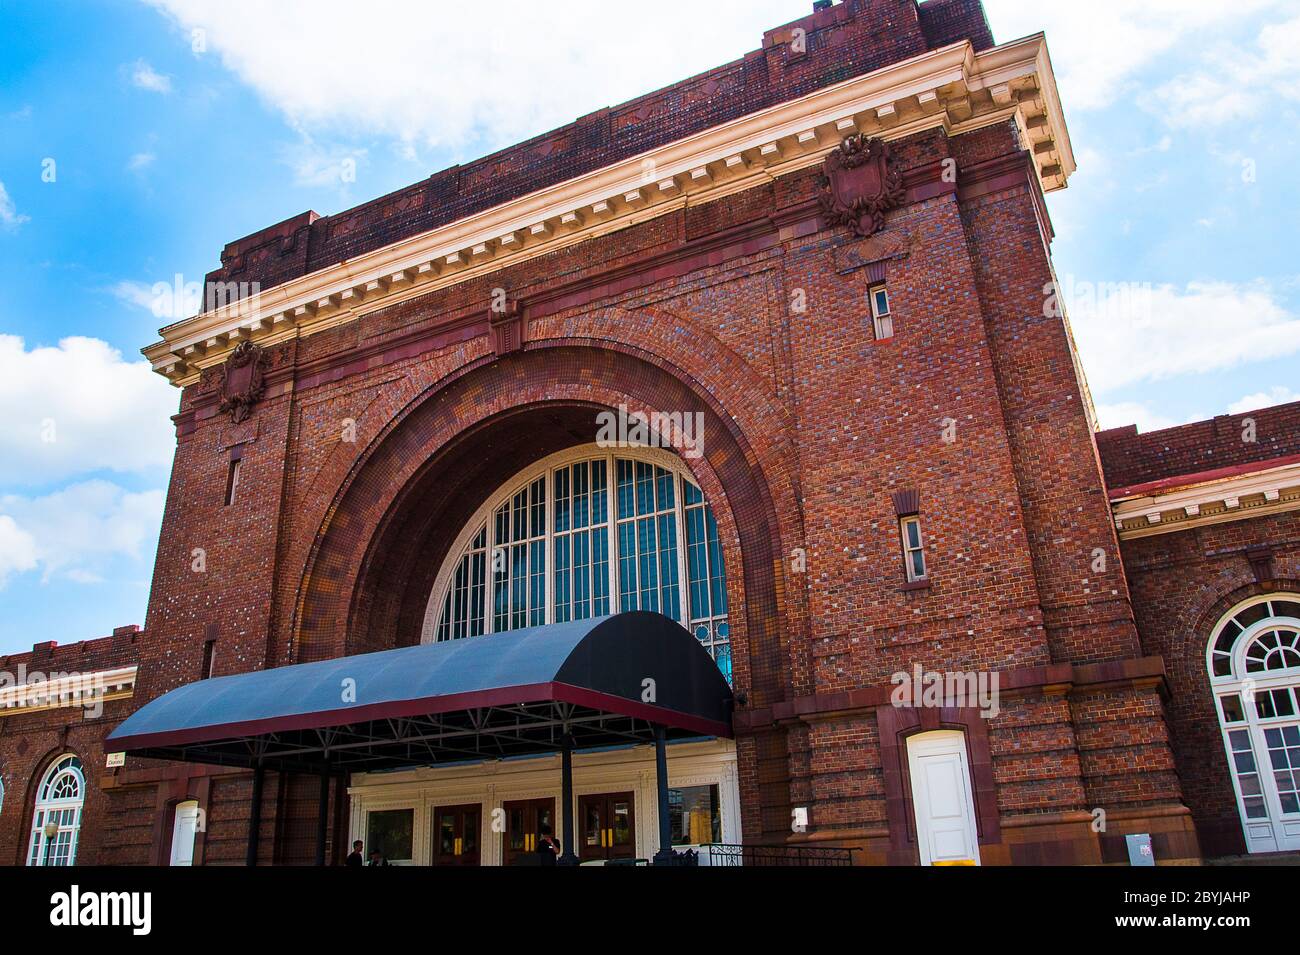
[[1, 0, 1298, 654]]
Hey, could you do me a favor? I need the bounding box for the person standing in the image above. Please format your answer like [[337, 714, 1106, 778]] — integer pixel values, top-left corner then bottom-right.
[[537, 824, 561, 866], [345, 840, 364, 867]]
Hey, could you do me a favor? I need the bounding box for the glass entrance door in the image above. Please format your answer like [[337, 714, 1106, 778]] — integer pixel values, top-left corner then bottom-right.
[[503, 798, 556, 865], [432, 804, 481, 866], [578, 792, 636, 863]]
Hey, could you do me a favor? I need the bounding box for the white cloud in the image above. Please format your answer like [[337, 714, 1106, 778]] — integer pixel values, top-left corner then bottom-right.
[[1093, 401, 1184, 434], [0, 335, 177, 486], [109, 277, 208, 320], [144, 0, 797, 153], [983, 0, 1286, 112], [0, 181, 29, 231], [1229, 386, 1300, 415], [1154, 14, 1300, 127], [130, 58, 173, 93], [0, 514, 38, 586], [278, 139, 366, 189], [107, 279, 159, 312], [1066, 279, 1300, 393], [0, 480, 165, 586], [127, 151, 156, 172]]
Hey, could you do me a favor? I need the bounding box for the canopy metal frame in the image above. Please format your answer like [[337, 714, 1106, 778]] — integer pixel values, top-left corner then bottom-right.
[[107, 612, 733, 866]]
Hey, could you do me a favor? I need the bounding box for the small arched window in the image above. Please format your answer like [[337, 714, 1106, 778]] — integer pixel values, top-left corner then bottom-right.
[[423, 445, 731, 681], [27, 754, 85, 866], [1207, 594, 1300, 853]]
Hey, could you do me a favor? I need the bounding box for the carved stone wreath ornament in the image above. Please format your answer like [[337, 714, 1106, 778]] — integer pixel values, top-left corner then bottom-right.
[[818, 133, 905, 238]]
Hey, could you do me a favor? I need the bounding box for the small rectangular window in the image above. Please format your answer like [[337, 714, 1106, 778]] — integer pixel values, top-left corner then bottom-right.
[[870, 285, 893, 340], [1255, 687, 1295, 720], [200, 639, 216, 680], [1219, 694, 1245, 723], [900, 516, 926, 582], [224, 458, 242, 506]]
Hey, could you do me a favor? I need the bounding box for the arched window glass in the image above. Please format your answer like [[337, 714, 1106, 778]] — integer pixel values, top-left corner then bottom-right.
[[0, 774, 6, 817], [27, 754, 84, 866], [1207, 595, 1300, 853], [425, 445, 731, 681]]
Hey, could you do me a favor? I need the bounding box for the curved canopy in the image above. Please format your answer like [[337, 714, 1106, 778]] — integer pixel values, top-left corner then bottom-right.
[[107, 612, 732, 773]]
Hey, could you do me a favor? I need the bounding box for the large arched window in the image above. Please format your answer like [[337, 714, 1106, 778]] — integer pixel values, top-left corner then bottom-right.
[[423, 445, 731, 680], [1207, 594, 1300, 853], [27, 754, 85, 866]]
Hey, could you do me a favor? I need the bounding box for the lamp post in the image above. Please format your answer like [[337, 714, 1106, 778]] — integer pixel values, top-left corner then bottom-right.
[[558, 733, 579, 866], [42, 820, 60, 866], [652, 725, 676, 866]]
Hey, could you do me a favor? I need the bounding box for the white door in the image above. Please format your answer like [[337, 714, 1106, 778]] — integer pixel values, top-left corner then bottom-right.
[[906, 731, 980, 866], [170, 800, 200, 866]]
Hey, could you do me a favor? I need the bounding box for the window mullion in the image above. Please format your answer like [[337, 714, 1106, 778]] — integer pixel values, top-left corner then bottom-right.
[[1247, 719, 1285, 821], [544, 469, 554, 626], [674, 473, 690, 627], [608, 454, 620, 615], [488, 509, 499, 636]]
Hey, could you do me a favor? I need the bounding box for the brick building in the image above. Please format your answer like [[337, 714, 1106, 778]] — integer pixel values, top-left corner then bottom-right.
[[1099, 404, 1300, 859], [2, 0, 1296, 866]]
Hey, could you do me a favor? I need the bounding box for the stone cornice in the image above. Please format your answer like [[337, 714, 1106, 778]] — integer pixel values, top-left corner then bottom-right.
[[0, 664, 137, 716], [145, 33, 1072, 387], [1111, 456, 1300, 539]]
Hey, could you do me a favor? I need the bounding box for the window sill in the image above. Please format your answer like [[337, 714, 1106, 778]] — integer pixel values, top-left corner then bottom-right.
[[900, 578, 931, 593]]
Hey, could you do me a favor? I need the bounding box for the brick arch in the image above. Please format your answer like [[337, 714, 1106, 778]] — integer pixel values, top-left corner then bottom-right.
[[291, 341, 792, 708]]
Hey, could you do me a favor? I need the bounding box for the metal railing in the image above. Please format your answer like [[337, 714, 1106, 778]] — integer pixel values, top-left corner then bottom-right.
[[700, 843, 857, 867]]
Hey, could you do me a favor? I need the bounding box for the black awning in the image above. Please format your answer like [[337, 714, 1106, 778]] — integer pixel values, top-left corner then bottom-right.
[[106, 612, 733, 773]]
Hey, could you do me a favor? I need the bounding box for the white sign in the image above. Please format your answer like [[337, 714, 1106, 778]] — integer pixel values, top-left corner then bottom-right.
[[106, 752, 125, 768]]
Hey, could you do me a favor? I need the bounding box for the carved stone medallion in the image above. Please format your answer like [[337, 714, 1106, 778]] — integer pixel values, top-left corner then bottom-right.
[[218, 340, 270, 424], [818, 134, 905, 238]]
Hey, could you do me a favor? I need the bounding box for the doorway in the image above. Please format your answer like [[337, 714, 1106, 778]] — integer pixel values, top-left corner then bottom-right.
[[432, 804, 481, 866], [503, 798, 556, 865], [906, 731, 981, 866], [169, 800, 200, 866], [578, 792, 636, 863]]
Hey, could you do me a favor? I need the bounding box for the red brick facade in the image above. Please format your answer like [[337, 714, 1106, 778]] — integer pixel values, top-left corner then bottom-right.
[[1098, 404, 1300, 857], [5, 0, 1289, 867], [0, 628, 140, 865]]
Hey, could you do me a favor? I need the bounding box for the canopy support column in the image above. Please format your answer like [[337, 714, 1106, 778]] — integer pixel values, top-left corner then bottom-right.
[[653, 724, 675, 866], [245, 763, 264, 867], [315, 761, 330, 866], [558, 733, 578, 866]]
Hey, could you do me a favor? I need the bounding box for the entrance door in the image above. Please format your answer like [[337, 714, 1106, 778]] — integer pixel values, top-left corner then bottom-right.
[[169, 800, 200, 866], [432, 804, 481, 866], [578, 792, 636, 863], [503, 798, 556, 866], [906, 731, 981, 866], [1223, 721, 1300, 853]]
